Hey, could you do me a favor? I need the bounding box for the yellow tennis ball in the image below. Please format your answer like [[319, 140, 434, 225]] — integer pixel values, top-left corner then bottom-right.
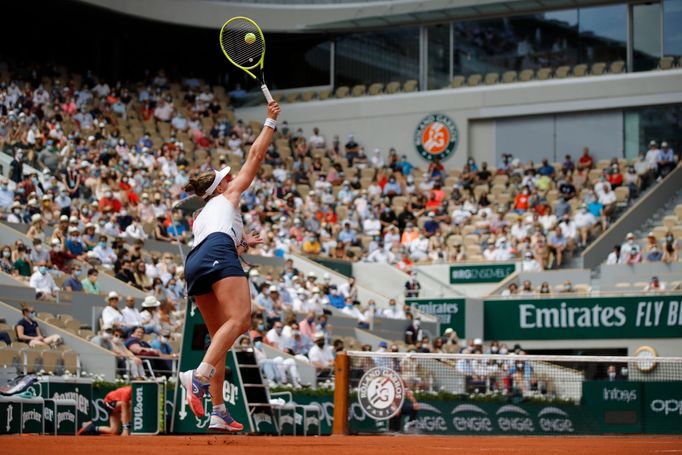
[[244, 32, 256, 44]]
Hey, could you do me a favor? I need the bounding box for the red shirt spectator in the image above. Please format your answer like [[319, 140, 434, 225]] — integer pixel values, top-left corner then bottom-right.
[[607, 169, 623, 187], [514, 191, 530, 211], [578, 147, 594, 170], [99, 193, 122, 213]]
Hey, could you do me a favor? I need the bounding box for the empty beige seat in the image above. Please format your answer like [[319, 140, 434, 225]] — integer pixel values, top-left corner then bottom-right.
[[451, 75, 465, 88], [467, 74, 482, 86], [554, 66, 571, 78], [351, 84, 366, 97], [615, 186, 629, 205], [519, 69, 535, 81], [335, 86, 350, 98], [501, 71, 517, 83], [301, 91, 315, 102], [675, 205, 682, 219], [573, 64, 588, 77], [663, 215, 678, 228], [591, 62, 606, 75], [484, 73, 499, 85], [285, 92, 299, 103], [614, 282, 631, 289], [385, 81, 401, 94], [368, 83, 384, 95], [659, 56, 675, 70], [62, 350, 79, 375], [318, 89, 332, 100], [403, 80, 418, 92], [41, 350, 60, 374], [610, 60, 625, 73], [537, 67, 553, 80]]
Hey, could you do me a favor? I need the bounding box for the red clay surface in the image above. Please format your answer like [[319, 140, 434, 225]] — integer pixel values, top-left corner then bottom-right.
[[3, 435, 682, 455]]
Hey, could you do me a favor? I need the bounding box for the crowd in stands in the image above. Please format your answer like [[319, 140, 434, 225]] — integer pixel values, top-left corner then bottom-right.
[[0, 65, 679, 383]]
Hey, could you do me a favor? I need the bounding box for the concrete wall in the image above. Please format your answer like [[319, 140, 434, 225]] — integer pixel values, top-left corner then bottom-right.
[[600, 263, 682, 292], [414, 262, 516, 298], [237, 70, 682, 170]]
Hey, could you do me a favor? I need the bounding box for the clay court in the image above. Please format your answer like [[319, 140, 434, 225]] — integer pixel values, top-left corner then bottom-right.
[[5, 435, 682, 454]]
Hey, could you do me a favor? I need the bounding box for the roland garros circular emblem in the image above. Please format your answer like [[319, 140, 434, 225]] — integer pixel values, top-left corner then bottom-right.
[[357, 367, 405, 420], [414, 113, 458, 162]]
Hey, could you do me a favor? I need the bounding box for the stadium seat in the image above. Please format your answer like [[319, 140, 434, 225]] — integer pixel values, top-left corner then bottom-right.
[[484, 73, 499, 85], [615, 186, 629, 206], [501, 71, 517, 83], [610, 60, 625, 73], [675, 205, 682, 220], [518, 69, 535, 81], [41, 350, 60, 374], [301, 90, 315, 102], [61, 350, 79, 375], [663, 215, 678, 228], [335, 86, 350, 98], [659, 56, 675, 70], [24, 349, 43, 373], [318, 88, 331, 100], [536, 67, 552, 80], [64, 319, 81, 332], [367, 83, 384, 95], [573, 64, 588, 77], [385, 81, 401, 94], [351, 85, 366, 97], [0, 348, 16, 368], [451, 75, 465, 88], [466, 74, 482, 86], [554, 66, 570, 78], [285, 92, 300, 103], [403, 80, 418, 92]]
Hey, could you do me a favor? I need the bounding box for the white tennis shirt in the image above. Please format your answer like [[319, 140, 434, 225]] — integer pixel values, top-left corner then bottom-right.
[[191, 195, 244, 248]]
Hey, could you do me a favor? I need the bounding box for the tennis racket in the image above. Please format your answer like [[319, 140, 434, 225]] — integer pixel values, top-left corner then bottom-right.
[[219, 16, 273, 103]]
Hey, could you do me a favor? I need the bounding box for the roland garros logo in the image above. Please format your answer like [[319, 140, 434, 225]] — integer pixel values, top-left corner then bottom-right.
[[414, 113, 458, 162], [357, 367, 405, 420]]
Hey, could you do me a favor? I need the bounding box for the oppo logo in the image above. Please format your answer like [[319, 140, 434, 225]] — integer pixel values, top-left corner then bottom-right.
[[650, 400, 682, 416]]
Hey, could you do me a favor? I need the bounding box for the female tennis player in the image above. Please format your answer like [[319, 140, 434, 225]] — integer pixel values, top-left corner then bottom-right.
[[179, 100, 281, 432]]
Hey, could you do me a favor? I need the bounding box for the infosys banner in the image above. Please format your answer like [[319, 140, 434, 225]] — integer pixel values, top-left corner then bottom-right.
[[484, 294, 682, 340]]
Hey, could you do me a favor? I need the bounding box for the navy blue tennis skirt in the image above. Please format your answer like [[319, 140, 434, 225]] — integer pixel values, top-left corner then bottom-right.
[[185, 232, 246, 296]]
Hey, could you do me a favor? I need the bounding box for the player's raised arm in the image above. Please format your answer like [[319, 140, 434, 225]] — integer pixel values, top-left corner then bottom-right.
[[227, 101, 281, 195]]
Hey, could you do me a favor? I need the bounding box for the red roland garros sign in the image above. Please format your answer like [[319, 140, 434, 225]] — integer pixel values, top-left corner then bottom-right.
[[414, 113, 458, 162]]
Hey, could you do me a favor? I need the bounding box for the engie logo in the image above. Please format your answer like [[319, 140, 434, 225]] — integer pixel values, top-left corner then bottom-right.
[[451, 404, 493, 432], [538, 406, 574, 433], [357, 367, 405, 420], [603, 387, 638, 403], [414, 114, 458, 162], [496, 405, 534, 432], [650, 399, 682, 416]]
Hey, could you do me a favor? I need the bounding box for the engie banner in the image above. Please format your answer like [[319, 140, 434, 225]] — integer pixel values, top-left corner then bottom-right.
[[484, 294, 682, 340]]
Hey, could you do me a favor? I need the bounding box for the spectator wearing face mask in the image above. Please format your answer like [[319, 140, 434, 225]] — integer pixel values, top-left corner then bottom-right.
[[404, 317, 422, 345], [81, 268, 101, 294], [307, 333, 334, 378], [16, 305, 62, 347], [29, 262, 59, 299], [62, 265, 84, 292], [325, 285, 345, 309], [299, 311, 317, 340], [382, 299, 406, 319], [99, 188, 122, 213], [265, 321, 288, 351], [92, 236, 117, 268]]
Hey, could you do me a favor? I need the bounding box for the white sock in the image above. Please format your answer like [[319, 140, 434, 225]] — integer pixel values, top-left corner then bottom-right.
[[212, 404, 226, 414], [196, 362, 215, 381]]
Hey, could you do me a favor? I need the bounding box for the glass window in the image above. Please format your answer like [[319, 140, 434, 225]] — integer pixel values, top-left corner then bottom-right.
[[632, 2, 662, 72], [624, 104, 682, 159], [577, 5, 627, 66], [664, 0, 682, 57], [334, 27, 419, 87], [267, 36, 331, 89], [427, 24, 451, 90]]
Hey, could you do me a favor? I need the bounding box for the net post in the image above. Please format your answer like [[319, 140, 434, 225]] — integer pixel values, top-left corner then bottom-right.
[[332, 351, 350, 435]]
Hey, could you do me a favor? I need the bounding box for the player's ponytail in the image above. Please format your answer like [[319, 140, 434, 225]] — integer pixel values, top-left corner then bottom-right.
[[184, 171, 217, 198]]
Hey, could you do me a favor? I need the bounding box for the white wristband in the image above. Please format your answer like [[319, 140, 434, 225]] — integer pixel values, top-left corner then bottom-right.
[[264, 118, 277, 130]]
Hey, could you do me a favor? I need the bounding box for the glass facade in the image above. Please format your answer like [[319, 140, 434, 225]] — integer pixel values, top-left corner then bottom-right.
[[632, 2, 662, 72], [268, 36, 331, 89], [664, 0, 682, 56], [334, 27, 419, 87], [427, 24, 451, 89], [624, 104, 682, 159], [270, 1, 677, 89]]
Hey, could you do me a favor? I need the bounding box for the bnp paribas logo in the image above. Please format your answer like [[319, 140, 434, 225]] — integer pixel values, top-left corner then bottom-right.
[[414, 113, 458, 162]]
